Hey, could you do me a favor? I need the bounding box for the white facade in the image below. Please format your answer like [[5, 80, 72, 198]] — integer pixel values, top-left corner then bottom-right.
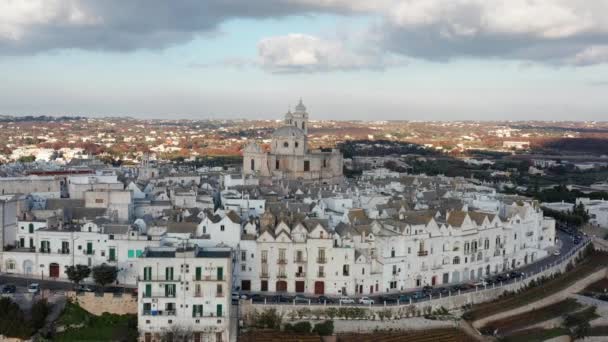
[[137, 247, 231, 342]]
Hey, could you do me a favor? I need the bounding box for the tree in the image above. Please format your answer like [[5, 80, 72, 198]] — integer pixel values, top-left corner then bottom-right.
[[65, 265, 91, 287], [92, 263, 118, 290], [30, 299, 49, 330], [312, 320, 334, 336]]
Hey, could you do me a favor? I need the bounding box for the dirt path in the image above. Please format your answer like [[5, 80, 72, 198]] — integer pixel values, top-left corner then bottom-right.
[[472, 268, 607, 329]]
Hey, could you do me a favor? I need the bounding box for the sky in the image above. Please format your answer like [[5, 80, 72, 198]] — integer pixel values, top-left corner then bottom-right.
[[2, 0, 608, 121]]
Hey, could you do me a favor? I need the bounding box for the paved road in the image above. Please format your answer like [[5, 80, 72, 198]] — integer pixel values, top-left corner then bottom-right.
[[0, 274, 74, 291]]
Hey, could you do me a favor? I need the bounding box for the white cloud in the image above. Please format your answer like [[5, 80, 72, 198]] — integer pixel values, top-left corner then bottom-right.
[[570, 45, 608, 66], [257, 33, 404, 72]]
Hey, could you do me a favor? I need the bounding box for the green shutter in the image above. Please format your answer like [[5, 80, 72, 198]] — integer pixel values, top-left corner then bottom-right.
[[144, 267, 151, 281], [128, 250, 134, 258], [136, 250, 143, 257], [195, 267, 201, 281], [144, 284, 151, 297], [109, 248, 116, 261], [216, 304, 222, 317], [217, 267, 223, 281], [165, 267, 173, 281], [86, 242, 92, 254]]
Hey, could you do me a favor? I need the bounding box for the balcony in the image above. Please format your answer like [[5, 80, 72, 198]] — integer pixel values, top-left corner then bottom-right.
[[138, 275, 182, 282], [142, 310, 176, 316], [194, 291, 203, 298], [294, 257, 307, 263], [418, 250, 429, 257], [295, 272, 306, 278], [317, 271, 325, 278], [192, 275, 224, 282], [39, 248, 51, 254], [260, 272, 269, 278], [216, 292, 224, 298], [316, 257, 327, 264], [84, 249, 95, 255], [277, 273, 287, 279], [277, 258, 288, 265], [58, 249, 70, 255]]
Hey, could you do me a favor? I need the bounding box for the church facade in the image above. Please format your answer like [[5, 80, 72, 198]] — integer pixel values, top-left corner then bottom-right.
[[242, 100, 343, 184]]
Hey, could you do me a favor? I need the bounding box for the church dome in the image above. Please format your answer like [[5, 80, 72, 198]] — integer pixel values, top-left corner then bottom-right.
[[272, 125, 305, 138]]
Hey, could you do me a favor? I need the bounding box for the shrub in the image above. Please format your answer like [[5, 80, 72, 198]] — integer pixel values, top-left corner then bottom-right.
[[325, 308, 338, 320], [296, 308, 311, 320], [313, 320, 334, 336], [292, 321, 312, 334], [31, 299, 50, 330], [254, 308, 283, 329]]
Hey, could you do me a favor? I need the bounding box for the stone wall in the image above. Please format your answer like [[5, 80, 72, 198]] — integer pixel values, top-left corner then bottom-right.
[[66, 291, 138, 316]]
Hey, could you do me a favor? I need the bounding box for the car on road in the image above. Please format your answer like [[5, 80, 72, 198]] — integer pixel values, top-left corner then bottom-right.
[[358, 296, 375, 305], [75, 284, 94, 292], [294, 295, 310, 303], [1, 284, 16, 294], [28, 283, 40, 294], [377, 295, 397, 304], [398, 294, 411, 303], [231, 292, 241, 301], [249, 294, 263, 303], [316, 295, 334, 304], [421, 285, 433, 293], [339, 296, 355, 304], [553, 250, 561, 256]]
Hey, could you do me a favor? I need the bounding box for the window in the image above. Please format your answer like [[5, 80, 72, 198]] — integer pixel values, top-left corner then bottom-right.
[[216, 284, 223, 297], [136, 250, 143, 257], [220, 225, 225, 232], [392, 265, 397, 275], [128, 250, 135, 258], [304, 160, 310, 172], [216, 267, 224, 281], [453, 256, 460, 265], [165, 267, 174, 281], [216, 304, 223, 317], [295, 142, 299, 148], [143, 267, 152, 281], [109, 248, 116, 261], [28, 223, 34, 234], [250, 159, 255, 171], [391, 248, 395, 257], [343, 265, 349, 276], [275, 160, 280, 170], [95, 198, 104, 204], [302, 122, 305, 130], [283, 142, 289, 148], [241, 264, 246, 272], [165, 284, 176, 297], [241, 251, 246, 261], [144, 284, 151, 297], [143, 303, 151, 315], [195, 267, 202, 281], [192, 304, 203, 318]]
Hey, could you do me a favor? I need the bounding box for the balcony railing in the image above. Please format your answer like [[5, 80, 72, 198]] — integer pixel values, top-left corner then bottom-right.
[[295, 272, 306, 278], [317, 271, 325, 278], [418, 250, 429, 257], [142, 310, 176, 316], [316, 257, 327, 264], [294, 257, 307, 263], [59, 249, 70, 254], [138, 275, 182, 282], [192, 275, 224, 281], [216, 292, 224, 298], [39, 248, 50, 253], [84, 249, 95, 255], [260, 272, 269, 278], [277, 258, 287, 264], [277, 273, 287, 279]]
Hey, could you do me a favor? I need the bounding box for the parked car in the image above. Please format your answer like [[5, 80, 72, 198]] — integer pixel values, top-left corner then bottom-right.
[[28, 283, 40, 294], [75, 284, 94, 292], [294, 295, 309, 303], [231, 292, 241, 301], [410, 291, 425, 300], [317, 295, 334, 304], [553, 250, 561, 256], [249, 294, 263, 303], [339, 296, 355, 304], [358, 296, 375, 305], [421, 285, 433, 293], [378, 295, 397, 304], [472, 280, 487, 287], [508, 271, 523, 279], [398, 294, 411, 303], [1, 284, 16, 294]]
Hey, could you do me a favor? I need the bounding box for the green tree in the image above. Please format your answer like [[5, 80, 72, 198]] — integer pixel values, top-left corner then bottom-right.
[[30, 299, 50, 330], [312, 320, 334, 336], [92, 264, 118, 290], [65, 265, 91, 287]]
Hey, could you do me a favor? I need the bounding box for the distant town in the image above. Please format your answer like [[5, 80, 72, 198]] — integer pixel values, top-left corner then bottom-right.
[[0, 105, 606, 342]]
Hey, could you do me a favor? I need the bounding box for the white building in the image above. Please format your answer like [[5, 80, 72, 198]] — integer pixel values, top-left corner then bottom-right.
[[137, 246, 231, 342]]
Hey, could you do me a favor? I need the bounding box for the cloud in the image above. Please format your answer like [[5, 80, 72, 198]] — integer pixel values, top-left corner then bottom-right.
[[257, 33, 404, 72], [4, 0, 608, 68]]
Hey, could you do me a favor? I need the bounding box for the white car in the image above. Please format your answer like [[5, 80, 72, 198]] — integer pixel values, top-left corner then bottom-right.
[[28, 283, 40, 294], [339, 296, 355, 304], [358, 296, 375, 305], [553, 250, 561, 256]]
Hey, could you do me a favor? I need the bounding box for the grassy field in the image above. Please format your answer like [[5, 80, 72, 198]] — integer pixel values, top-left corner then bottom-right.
[[500, 327, 570, 342], [53, 300, 137, 342], [239, 328, 475, 342], [482, 299, 582, 334], [337, 328, 475, 342], [465, 251, 608, 321]]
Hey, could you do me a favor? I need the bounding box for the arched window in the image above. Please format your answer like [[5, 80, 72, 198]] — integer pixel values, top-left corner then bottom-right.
[[5, 259, 16, 271], [484, 238, 490, 249], [453, 256, 460, 265], [283, 142, 289, 148], [250, 159, 255, 171]]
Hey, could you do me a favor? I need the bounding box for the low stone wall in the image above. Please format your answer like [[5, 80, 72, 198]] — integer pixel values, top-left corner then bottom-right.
[[66, 291, 138, 316]]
